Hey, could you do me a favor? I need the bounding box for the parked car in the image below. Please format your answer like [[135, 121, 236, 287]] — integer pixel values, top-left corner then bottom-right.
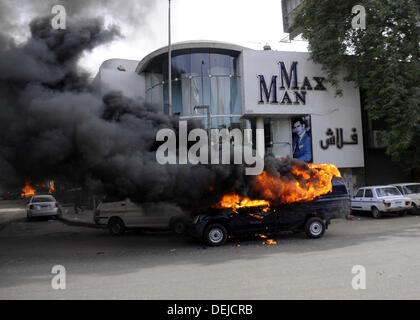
[[351, 186, 412, 218], [27, 195, 61, 221], [189, 177, 350, 246], [390, 183, 420, 214], [94, 196, 191, 235]]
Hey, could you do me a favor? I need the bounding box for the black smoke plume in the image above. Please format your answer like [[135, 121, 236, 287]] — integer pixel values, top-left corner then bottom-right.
[[0, 14, 335, 213], [0, 15, 247, 210]]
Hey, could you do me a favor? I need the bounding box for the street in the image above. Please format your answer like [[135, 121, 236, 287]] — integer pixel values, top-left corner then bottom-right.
[[1, 200, 420, 300]]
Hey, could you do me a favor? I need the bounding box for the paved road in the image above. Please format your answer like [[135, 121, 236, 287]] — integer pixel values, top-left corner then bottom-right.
[[1, 201, 420, 299]]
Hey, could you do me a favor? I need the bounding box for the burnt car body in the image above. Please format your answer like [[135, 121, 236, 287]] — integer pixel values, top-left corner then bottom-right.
[[189, 177, 350, 246]]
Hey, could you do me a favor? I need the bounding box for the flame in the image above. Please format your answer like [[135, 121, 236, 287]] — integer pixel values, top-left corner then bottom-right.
[[48, 181, 55, 194], [264, 239, 277, 245], [214, 163, 341, 211], [253, 163, 341, 204], [214, 194, 270, 213], [21, 180, 35, 198], [256, 234, 277, 244]]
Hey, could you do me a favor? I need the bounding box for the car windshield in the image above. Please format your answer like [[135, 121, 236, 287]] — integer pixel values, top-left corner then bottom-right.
[[403, 184, 420, 195], [376, 187, 401, 197], [32, 196, 55, 203]]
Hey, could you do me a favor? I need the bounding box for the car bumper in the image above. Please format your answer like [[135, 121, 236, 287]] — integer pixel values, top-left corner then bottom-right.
[[28, 208, 58, 216], [383, 206, 411, 212]]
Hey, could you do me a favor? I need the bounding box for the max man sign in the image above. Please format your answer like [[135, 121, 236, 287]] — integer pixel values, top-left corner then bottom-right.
[[258, 61, 327, 105]]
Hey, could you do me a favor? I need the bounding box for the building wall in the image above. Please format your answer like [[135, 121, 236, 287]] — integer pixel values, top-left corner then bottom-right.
[[241, 49, 364, 169], [93, 59, 145, 100]]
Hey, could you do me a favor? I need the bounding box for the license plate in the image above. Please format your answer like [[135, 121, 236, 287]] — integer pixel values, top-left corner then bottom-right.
[[395, 201, 402, 204]]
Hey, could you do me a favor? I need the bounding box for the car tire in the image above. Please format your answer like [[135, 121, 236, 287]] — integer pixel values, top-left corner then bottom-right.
[[203, 223, 228, 246], [398, 211, 407, 217], [371, 207, 382, 219], [27, 213, 33, 222], [171, 219, 186, 235], [304, 217, 325, 239], [412, 203, 419, 215], [108, 218, 126, 235]]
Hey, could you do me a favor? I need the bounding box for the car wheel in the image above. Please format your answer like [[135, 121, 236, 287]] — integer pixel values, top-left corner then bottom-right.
[[371, 207, 382, 219], [398, 211, 407, 217], [108, 218, 125, 235], [27, 213, 33, 222], [171, 219, 186, 235], [203, 223, 228, 246], [412, 203, 419, 215], [304, 217, 325, 239]]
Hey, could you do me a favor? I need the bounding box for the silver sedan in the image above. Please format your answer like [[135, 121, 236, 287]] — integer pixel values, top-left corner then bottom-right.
[[27, 195, 60, 221]]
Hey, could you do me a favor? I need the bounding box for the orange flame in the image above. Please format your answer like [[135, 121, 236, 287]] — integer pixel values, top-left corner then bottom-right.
[[253, 163, 341, 204], [214, 163, 341, 211], [214, 194, 270, 213], [256, 234, 277, 244], [263, 239, 277, 245], [48, 181, 55, 194], [21, 180, 36, 198]]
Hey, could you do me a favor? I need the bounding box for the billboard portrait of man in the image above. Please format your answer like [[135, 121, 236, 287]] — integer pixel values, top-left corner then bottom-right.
[[292, 116, 313, 162]]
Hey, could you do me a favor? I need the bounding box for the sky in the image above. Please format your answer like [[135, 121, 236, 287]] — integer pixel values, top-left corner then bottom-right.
[[81, 0, 308, 75], [2, 0, 308, 75]]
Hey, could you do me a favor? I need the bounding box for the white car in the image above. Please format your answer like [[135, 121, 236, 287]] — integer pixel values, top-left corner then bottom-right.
[[351, 186, 412, 218], [391, 183, 420, 213], [27, 195, 61, 221], [94, 196, 190, 235]]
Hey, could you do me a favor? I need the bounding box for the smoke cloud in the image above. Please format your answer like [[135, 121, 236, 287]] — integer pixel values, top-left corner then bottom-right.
[[0, 0, 156, 38], [0, 12, 339, 214], [0, 15, 249, 210]]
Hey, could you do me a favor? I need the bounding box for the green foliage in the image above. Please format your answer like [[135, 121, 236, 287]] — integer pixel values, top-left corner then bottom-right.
[[294, 0, 420, 169]]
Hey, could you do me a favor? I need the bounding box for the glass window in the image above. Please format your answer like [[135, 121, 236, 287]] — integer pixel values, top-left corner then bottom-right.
[[230, 76, 241, 114], [355, 189, 364, 197], [145, 89, 152, 104], [190, 51, 210, 76], [151, 84, 163, 110], [32, 196, 55, 203], [143, 49, 241, 123], [150, 73, 163, 87], [211, 116, 231, 129], [210, 76, 230, 115], [190, 75, 211, 108], [210, 53, 234, 76], [230, 117, 242, 130], [404, 184, 420, 194], [364, 189, 373, 198], [376, 187, 401, 197], [146, 73, 152, 90], [171, 54, 191, 79]]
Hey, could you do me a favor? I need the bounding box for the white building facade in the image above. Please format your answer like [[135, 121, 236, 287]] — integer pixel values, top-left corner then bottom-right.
[[94, 41, 365, 194]]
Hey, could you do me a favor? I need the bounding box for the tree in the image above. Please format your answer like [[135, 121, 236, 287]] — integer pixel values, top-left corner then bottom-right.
[[294, 0, 420, 169]]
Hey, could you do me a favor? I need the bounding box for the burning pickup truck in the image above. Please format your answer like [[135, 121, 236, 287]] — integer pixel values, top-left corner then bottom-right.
[[189, 177, 350, 246]]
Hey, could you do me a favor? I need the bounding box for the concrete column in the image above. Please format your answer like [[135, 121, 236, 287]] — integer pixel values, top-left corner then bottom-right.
[[256, 117, 265, 159]]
